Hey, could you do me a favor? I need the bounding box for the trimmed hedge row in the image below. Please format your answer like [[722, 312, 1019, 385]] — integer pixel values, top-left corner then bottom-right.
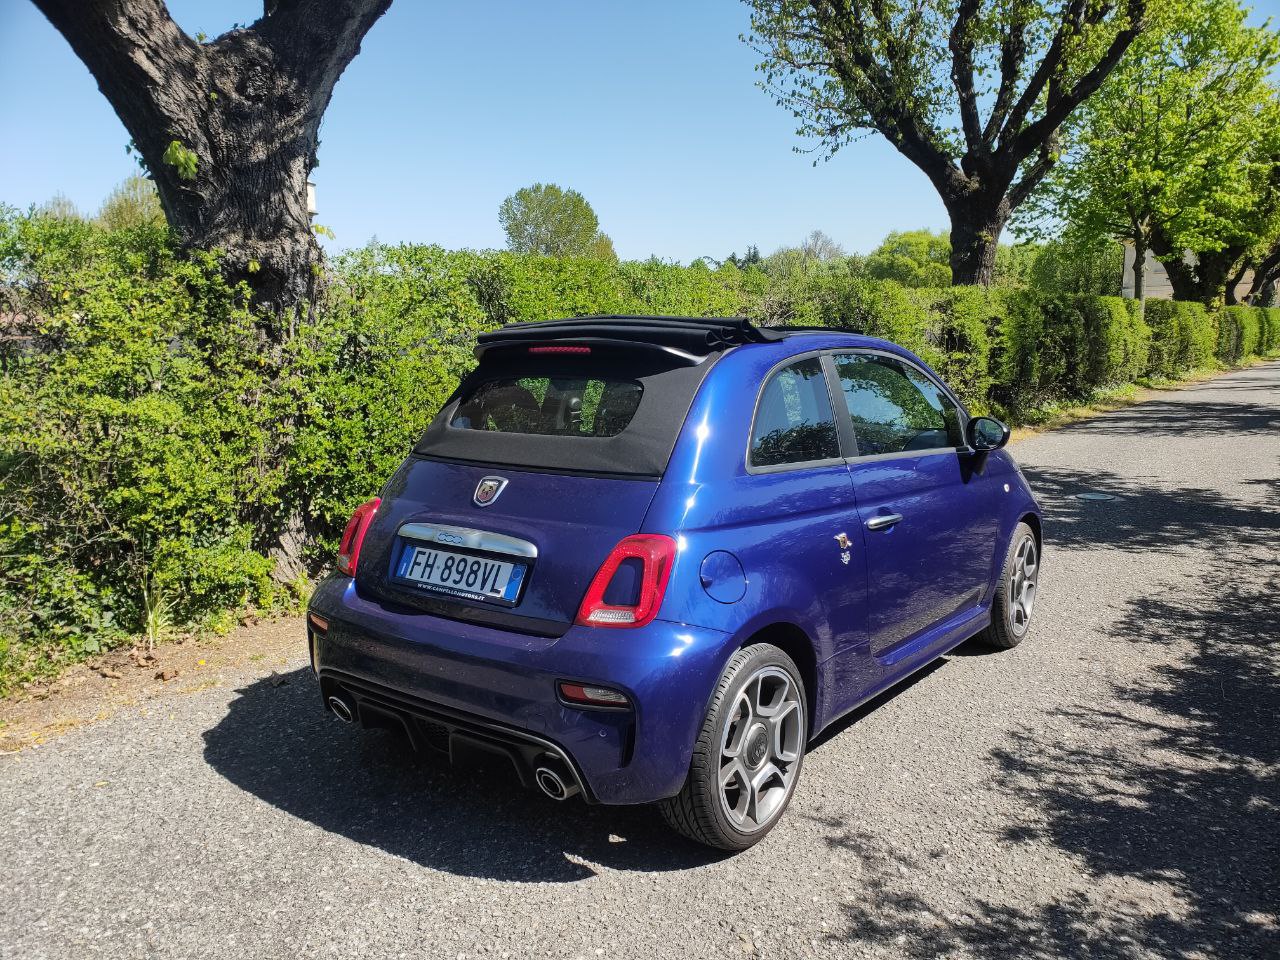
[[1, 215, 1276, 690]]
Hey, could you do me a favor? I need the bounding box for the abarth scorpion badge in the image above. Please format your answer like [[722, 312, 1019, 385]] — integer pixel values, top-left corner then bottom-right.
[[473, 476, 508, 507], [834, 531, 851, 565]]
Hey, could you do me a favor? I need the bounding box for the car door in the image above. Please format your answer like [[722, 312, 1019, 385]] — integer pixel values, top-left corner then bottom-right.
[[740, 355, 868, 663], [830, 351, 996, 656]]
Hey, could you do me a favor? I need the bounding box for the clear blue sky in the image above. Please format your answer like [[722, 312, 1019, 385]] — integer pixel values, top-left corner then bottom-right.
[[3, 0, 1278, 262]]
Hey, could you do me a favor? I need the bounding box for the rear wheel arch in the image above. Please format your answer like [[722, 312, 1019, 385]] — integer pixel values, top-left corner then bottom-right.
[[735, 622, 819, 737]]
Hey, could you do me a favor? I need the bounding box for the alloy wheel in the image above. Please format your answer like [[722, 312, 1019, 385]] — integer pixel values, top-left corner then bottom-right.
[[1008, 535, 1038, 636], [717, 666, 804, 833]]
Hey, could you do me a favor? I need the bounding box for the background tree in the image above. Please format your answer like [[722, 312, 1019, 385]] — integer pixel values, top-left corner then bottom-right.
[[31, 0, 393, 318], [865, 230, 953, 287], [498, 183, 617, 259], [800, 229, 846, 261], [747, 0, 1148, 286], [37, 193, 83, 221], [1020, 0, 1280, 304], [96, 175, 165, 231]]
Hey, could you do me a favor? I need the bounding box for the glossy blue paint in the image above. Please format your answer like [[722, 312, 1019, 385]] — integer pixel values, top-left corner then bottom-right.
[[308, 330, 1041, 805]]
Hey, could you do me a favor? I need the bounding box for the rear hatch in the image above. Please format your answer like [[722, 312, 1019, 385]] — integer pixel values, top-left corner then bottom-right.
[[355, 341, 714, 635]]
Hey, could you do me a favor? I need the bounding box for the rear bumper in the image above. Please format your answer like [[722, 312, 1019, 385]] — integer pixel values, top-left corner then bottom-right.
[[307, 574, 732, 804]]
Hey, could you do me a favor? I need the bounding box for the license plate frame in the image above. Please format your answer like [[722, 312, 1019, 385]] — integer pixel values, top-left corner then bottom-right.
[[391, 539, 529, 608]]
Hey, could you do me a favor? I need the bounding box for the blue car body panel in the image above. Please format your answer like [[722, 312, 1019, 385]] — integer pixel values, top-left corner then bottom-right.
[[308, 328, 1041, 804]]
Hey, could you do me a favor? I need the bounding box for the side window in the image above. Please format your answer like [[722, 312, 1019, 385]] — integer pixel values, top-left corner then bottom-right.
[[832, 353, 962, 457], [749, 357, 840, 468]]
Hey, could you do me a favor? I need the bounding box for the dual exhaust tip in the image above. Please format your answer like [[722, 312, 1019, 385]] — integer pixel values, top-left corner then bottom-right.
[[328, 692, 580, 802], [327, 695, 355, 723], [534, 761, 580, 801]]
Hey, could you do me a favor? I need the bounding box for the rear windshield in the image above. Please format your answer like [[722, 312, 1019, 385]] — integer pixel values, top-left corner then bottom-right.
[[415, 346, 713, 477], [451, 377, 643, 438]]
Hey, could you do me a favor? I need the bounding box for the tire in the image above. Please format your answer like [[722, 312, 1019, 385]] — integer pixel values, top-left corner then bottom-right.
[[659, 643, 807, 851], [978, 521, 1040, 650]]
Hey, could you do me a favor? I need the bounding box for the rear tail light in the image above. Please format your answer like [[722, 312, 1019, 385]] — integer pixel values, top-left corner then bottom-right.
[[336, 497, 381, 576], [575, 534, 676, 628]]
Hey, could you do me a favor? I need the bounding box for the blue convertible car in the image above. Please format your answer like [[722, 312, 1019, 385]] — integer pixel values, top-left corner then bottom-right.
[[306, 316, 1041, 849]]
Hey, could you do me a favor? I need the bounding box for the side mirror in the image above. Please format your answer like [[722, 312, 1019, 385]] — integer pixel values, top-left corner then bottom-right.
[[967, 416, 1010, 452]]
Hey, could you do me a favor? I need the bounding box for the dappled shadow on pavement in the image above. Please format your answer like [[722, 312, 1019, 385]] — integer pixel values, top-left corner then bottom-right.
[[828, 557, 1280, 959], [203, 671, 726, 882], [1022, 463, 1280, 554]]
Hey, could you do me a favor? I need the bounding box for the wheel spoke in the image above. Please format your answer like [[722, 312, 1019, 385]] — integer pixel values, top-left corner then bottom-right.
[[720, 757, 746, 789], [717, 665, 805, 834]]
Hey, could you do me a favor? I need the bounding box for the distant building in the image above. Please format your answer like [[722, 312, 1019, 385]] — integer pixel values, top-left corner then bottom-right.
[[1121, 244, 1268, 302]]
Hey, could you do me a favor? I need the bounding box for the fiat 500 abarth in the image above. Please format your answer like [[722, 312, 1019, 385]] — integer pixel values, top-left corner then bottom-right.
[[307, 315, 1041, 850]]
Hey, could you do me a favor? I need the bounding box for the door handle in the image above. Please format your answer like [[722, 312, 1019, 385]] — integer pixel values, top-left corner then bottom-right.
[[865, 513, 903, 531]]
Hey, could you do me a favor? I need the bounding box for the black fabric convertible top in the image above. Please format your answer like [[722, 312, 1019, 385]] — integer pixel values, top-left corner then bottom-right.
[[474, 314, 784, 360], [415, 345, 714, 478]]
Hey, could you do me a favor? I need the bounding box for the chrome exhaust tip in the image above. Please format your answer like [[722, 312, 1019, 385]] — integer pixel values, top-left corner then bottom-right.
[[327, 695, 355, 723], [534, 763, 580, 801]]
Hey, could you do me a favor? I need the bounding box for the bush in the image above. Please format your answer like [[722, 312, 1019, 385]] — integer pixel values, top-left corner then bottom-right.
[[0, 214, 285, 686], [996, 291, 1148, 415], [1217, 306, 1263, 364], [1143, 300, 1216, 378], [1262, 308, 1280, 353]]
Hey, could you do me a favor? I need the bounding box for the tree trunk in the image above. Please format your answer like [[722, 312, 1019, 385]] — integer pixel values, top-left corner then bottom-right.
[[32, 0, 392, 319], [946, 195, 1010, 286], [1132, 238, 1146, 303], [1148, 230, 1245, 307], [1245, 243, 1280, 304]]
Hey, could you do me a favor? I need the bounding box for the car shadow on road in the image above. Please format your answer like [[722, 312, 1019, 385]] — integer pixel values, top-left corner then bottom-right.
[[202, 670, 729, 882]]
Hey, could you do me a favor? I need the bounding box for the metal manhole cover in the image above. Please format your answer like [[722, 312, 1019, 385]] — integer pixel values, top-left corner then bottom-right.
[[1075, 492, 1117, 501]]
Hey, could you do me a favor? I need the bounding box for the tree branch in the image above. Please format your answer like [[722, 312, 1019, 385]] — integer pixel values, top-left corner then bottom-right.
[[949, 0, 984, 154]]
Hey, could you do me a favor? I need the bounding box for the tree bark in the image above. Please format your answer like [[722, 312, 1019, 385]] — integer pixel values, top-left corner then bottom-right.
[[1132, 238, 1146, 304], [1244, 243, 1280, 303], [31, 0, 392, 319], [946, 193, 1010, 286]]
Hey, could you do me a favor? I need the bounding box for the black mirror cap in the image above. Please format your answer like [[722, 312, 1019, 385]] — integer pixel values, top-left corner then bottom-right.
[[968, 416, 1011, 452]]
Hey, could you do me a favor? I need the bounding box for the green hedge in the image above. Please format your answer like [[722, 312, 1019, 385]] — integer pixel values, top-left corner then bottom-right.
[[1, 211, 1274, 690], [1263, 307, 1280, 354], [1143, 300, 1217, 378], [995, 292, 1149, 413], [1218, 306, 1264, 364]]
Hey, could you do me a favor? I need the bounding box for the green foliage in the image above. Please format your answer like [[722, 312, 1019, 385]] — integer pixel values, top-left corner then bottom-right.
[[498, 183, 615, 259], [1217, 306, 1263, 364], [996, 292, 1150, 414], [1024, 0, 1280, 301], [1142, 300, 1216, 378], [865, 231, 951, 288], [1261, 308, 1280, 353], [161, 140, 198, 181], [96, 175, 165, 231], [1026, 235, 1125, 296], [0, 211, 280, 689]]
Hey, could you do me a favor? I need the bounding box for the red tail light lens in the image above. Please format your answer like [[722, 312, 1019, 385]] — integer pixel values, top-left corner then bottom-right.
[[575, 534, 677, 628], [336, 497, 381, 576], [528, 345, 591, 355]]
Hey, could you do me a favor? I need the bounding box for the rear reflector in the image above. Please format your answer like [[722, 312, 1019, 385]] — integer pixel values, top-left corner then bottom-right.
[[307, 612, 329, 632], [336, 497, 381, 576], [575, 534, 676, 628], [558, 682, 631, 708], [528, 345, 591, 354]]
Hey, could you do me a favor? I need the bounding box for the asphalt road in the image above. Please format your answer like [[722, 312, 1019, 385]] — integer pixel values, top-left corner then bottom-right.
[[3, 362, 1278, 960]]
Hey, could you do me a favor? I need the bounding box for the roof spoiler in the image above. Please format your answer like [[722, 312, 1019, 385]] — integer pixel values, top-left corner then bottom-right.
[[474, 315, 785, 362]]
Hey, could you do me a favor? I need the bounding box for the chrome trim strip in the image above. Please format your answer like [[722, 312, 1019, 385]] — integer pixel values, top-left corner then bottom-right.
[[397, 522, 538, 559]]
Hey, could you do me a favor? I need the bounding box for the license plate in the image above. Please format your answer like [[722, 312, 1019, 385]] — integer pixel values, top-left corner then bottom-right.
[[393, 541, 526, 605]]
